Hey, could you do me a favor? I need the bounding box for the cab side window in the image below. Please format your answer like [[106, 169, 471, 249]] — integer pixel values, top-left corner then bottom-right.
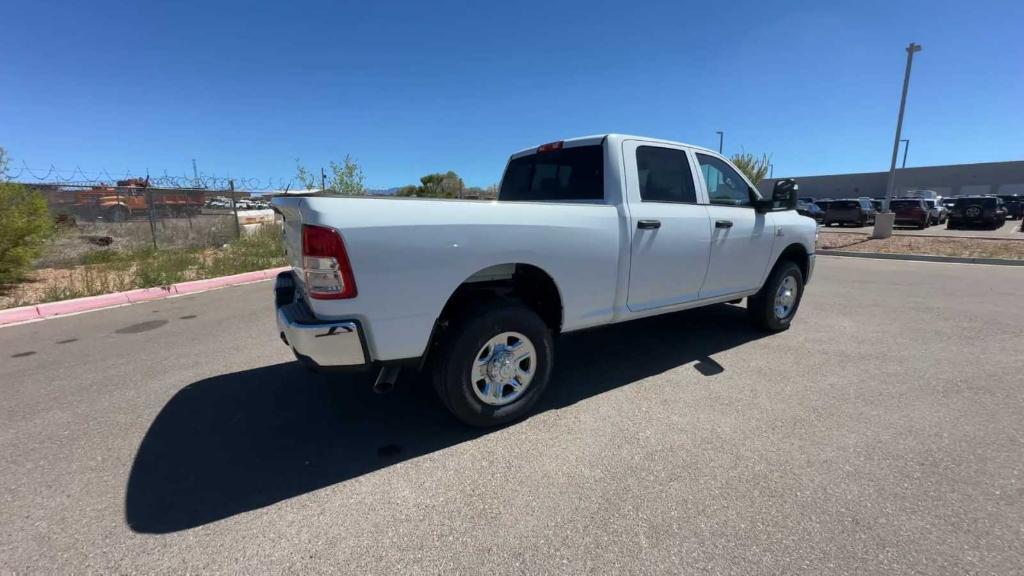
[[636, 146, 696, 204], [697, 154, 751, 206]]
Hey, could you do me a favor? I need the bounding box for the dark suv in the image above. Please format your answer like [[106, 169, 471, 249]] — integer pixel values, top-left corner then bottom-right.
[[890, 199, 931, 229], [947, 196, 1008, 229], [796, 200, 825, 222], [996, 194, 1023, 220], [824, 199, 876, 227]]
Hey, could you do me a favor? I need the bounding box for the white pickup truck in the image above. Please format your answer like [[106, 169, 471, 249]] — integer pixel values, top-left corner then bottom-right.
[[272, 134, 816, 426]]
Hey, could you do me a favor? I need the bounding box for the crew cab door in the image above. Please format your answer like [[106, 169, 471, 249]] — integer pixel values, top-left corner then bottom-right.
[[695, 153, 775, 298], [623, 140, 712, 312]]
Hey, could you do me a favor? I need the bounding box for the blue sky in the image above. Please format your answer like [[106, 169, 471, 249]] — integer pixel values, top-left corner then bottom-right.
[[2, 0, 1022, 189]]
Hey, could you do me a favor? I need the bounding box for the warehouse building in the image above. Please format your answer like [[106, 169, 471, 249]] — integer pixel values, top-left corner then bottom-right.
[[758, 160, 1024, 200]]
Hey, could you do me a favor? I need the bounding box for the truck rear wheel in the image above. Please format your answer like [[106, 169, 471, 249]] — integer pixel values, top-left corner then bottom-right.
[[748, 260, 804, 332], [432, 301, 553, 427]]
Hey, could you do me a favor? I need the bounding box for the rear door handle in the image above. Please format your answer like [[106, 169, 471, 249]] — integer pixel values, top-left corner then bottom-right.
[[715, 220, 733, 229], [637, 219, 661, 229]]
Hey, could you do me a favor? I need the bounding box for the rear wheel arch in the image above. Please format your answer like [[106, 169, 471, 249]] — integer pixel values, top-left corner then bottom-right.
[[422, 263, 564, 368]]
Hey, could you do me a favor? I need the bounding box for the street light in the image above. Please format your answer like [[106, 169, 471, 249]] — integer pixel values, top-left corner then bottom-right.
[[716, 131, 724, 153], [768, 163, 774, 178], [872, 42, 922, 240], [900, 139, 910, 168]]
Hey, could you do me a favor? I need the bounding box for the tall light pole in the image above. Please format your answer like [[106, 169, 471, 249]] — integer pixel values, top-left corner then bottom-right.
[[873, 42, 922, 239], [716, 131, 724, 153], [900, 139, 910, 168], [768, 163, 774, 178]]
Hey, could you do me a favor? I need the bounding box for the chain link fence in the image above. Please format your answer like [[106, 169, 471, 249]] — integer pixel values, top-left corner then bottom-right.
[[29, 180, 274, 252]]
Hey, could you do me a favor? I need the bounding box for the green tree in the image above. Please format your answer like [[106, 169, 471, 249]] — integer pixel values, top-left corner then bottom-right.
[[730, 152, 771, 184], [295, 154, 366, 195], [417, 171, 465, 198], [0, 181, 54, 284]]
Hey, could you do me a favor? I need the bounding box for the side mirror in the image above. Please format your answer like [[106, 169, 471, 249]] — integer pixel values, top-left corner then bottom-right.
[[772, 179, 799, 206], [754, 179, 799, 212]]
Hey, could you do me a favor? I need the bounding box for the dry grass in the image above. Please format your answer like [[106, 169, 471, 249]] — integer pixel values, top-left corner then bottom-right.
[[1, 223, 285, 309], [818, 232, 1024, 260], [35, 216, 238, 269]]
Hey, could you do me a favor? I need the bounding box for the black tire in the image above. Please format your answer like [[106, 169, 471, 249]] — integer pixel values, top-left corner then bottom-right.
[[431, 300, 553, 427], [747, 260, 804, 332]]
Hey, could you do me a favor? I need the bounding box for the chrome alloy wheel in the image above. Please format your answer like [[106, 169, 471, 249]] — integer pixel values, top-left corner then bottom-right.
[[774, 275, 798, 320], [470, 332, 536, 406]]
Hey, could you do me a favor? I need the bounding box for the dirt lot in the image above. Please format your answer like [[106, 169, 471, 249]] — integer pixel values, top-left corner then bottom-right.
[[817, 232, 1024, 259]]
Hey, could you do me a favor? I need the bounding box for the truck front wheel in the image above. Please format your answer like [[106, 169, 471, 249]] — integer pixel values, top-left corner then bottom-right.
[[432, 301, 553, 427], [747, 260, 804, 332]]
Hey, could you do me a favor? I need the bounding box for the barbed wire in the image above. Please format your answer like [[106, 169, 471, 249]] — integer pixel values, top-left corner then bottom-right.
[[1, 160, 296, 191]]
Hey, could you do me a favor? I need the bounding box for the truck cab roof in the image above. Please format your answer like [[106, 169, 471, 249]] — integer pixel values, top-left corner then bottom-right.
[[509, 134, 716, 159]]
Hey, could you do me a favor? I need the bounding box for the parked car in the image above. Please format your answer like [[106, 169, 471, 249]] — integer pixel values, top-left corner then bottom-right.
[[923, 199, 947, 224], [996, 194, 1023, 220], [814, 199, 834, 213], [271, 134, 816, 426], [870, 199, 884, 212], [947, 196, 1008, 229], [798, 196, 816, 204], [824, 199, 876, 227], [940, 196, 959, 210], [890, 199, 931, 229], [796, 200, 825, 222]]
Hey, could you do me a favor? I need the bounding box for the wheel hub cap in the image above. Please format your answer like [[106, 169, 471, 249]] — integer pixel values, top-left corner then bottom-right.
[[470, 332, 536, 406], [774, 276, 798, 319]]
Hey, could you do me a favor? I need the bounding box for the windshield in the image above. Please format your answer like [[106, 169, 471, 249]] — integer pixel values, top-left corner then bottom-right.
[[499, 145, 604, 202]]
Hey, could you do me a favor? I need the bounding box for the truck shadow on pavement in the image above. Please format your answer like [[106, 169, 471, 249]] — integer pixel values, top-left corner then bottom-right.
[[126, 303, 767, 534]]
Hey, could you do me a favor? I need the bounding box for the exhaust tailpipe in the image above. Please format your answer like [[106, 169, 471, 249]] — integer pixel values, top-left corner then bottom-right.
[[373, 365, 400, 394]]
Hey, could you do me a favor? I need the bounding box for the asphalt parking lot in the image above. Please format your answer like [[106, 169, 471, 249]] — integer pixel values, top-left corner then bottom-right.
[[821, 218, 1022, 238], [1, 256, 1022, 574]]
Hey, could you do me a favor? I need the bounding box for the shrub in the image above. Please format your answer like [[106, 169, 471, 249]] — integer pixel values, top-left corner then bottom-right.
[[0, 182, 54, 284]]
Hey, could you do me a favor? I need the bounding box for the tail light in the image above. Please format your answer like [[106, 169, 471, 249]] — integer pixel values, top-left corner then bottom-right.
[[301, 224, 357, 299]]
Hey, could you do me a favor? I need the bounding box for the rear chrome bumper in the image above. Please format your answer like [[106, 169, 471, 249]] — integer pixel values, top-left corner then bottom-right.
[[274, 271, 368, 368]]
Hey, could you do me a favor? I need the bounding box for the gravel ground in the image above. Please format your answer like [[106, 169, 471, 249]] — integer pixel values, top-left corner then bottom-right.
[[1, 256, 1022, 574], [817, 232, 1024, 259]]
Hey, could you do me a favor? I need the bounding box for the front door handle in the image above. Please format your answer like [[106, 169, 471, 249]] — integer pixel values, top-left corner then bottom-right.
[[715, 220, 733, 229], [637, 219, 661, 230]]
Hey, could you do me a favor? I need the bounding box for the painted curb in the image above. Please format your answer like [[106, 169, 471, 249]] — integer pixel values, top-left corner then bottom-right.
[[37, 292, 130, 318], [124, 286, 176, 303], [817, 250, 1024, 266], [0, 266, 292, 327], [0, 305, 43, 324]]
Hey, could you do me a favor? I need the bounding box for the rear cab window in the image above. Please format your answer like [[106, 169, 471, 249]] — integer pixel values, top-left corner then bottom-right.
[[636, 146, 696, 203], [499, 145, 604, 202]]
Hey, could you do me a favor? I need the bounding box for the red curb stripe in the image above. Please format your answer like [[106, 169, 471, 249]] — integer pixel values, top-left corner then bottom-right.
[[0, 305, 42, 325], [36, 293, 131, 317], [0, 265, 294, 327], [123, 286, 176, 303]]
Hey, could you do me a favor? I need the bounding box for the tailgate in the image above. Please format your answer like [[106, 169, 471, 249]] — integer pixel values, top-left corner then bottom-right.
[[271, 197, 304, 272]]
